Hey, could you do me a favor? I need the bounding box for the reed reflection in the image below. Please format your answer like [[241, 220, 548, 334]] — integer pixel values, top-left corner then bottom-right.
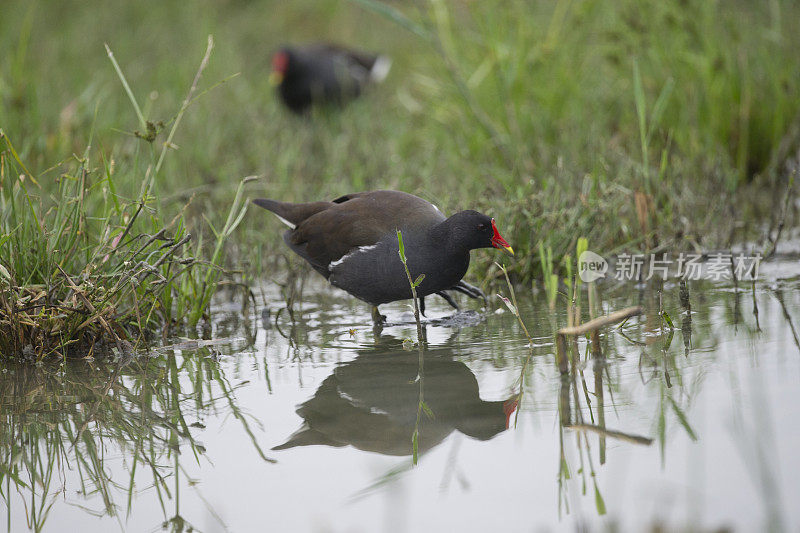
[[0, 342, 264, 533]]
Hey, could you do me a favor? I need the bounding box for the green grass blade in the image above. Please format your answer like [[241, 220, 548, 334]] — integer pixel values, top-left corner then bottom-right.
[[104, 43, 147, 129]]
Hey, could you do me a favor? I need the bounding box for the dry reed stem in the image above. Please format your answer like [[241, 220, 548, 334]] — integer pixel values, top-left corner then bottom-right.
[[558, 306, 643, 336], [555, 306, 643, 374], [567, 423, 653, 446]]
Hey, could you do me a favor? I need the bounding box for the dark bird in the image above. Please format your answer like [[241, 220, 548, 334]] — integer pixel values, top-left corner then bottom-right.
[[252, 190, 513, 323], [272, 347, 519, 455], [269, 43, 391, 113]]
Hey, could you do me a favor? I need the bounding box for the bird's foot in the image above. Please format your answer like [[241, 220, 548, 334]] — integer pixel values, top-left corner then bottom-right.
[[451, 280, 487, 306], [435, 291, 460, 310], [371, 306, 387, 325]]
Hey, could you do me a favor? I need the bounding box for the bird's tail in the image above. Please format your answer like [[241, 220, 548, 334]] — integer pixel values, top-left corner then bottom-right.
[[369, 54, 392, 83], [252, 198, 333, 229], [271, 423, 345, 450]]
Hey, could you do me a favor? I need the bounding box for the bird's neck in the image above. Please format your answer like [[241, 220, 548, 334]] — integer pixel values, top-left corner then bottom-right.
[[428, 219, 469, 257]]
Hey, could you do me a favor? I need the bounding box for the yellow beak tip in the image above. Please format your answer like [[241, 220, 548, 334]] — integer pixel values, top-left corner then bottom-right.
[[505, 246, 515, 256]]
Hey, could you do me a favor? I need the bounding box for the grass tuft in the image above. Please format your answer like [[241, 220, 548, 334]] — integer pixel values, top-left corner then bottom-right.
[[0, 37, 245, 361], [1, 0, 799, 353]]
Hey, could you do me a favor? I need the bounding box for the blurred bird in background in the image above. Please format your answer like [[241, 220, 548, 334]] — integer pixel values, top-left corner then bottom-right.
[[270, 43, 391, 113]]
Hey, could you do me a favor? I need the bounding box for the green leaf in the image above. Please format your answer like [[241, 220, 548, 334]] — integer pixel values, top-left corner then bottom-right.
[[411, 429, 419, 465], [576, 237, 588, 261], [0, 464, 30, 489], [668, 395, 698, 441], [413, 273, 425, 287], [538, 241, 547, 272], [633, 58, 647, 149], [548, 273, 559, 303], [564, 253, 572, 290], [105, 43, 147, 130], [396, 229, 406, 262], [662, 310, 674, 329], [647, 77, 675, 143], [224, 205, 248, 238], [662, 328, 674, 351], [594, 481, 607, 515], [421, 401, 435, 420]]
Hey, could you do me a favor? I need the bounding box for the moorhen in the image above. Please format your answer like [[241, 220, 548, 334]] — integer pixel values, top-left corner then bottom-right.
[[269, 43, 391, 113], [273, 346, 519, 455], [253, 190, 513, 322]]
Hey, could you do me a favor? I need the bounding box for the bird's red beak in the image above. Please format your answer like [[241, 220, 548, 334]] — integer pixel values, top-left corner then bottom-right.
[[491, 219, 514, 256]]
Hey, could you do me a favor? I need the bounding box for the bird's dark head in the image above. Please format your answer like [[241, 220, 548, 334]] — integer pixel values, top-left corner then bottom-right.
[[446, 210, 514, 255], [269, 48, 293, 86]]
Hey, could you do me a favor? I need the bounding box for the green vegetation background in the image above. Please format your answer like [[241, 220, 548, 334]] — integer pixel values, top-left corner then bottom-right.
[[2, 0, 799, 311]]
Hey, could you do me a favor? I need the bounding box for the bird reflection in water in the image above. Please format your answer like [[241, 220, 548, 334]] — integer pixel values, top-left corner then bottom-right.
[[273, 336, 518, 456]]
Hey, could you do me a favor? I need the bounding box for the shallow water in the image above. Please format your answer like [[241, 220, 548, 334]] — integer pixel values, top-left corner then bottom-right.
[[2, 264, 800, 532]]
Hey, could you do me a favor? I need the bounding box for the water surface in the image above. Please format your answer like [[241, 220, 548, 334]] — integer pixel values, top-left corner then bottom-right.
[[2, 264, 800, 532]]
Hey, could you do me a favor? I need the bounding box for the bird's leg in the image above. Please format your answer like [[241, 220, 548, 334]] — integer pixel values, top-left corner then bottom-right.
[[435, 291, 460, 310], [419, 296, 426, 317], [371, 306, 387, 325], [451, 280, 487, 305]]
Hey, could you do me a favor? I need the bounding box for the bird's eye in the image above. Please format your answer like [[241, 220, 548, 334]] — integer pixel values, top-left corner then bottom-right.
[[477, 223, 486, 230]]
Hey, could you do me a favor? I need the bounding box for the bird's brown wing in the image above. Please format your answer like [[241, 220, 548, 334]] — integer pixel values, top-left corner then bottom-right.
[[331, 191, 369, 204], [290, 191, 445, 274]]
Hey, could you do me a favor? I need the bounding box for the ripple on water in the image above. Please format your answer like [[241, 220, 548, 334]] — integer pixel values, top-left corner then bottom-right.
[[3, 265, 800, 532]]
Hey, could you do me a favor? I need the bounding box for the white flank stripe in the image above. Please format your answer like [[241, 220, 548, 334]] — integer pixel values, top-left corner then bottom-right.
[[338, 389, 390, 414], [328, 255, 349, 268], [329, 244, 379, 269], [370, 55, 392, 83]]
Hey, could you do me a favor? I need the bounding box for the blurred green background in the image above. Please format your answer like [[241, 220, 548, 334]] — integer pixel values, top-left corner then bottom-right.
[[2, 0, 799, 283]]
